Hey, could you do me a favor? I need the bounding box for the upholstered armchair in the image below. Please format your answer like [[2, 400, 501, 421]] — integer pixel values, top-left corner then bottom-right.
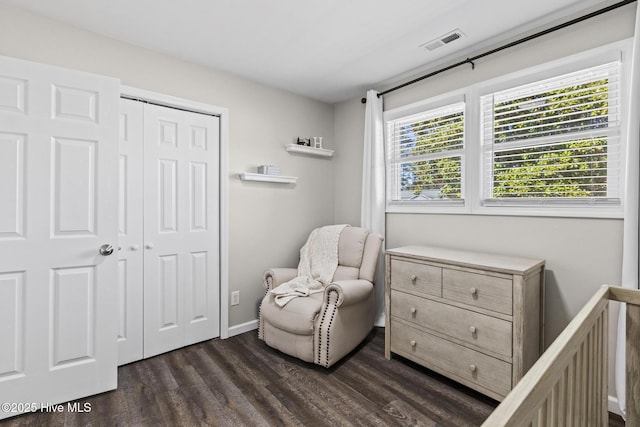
[[258, 226, 383, 368]]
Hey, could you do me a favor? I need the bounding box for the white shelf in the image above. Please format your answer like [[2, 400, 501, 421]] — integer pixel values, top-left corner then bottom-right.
[[239, 172, 297, 184], [285, 144, 334, 158]]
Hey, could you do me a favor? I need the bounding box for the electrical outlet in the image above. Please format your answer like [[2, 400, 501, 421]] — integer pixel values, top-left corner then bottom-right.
[[231, 291, 240, 306]]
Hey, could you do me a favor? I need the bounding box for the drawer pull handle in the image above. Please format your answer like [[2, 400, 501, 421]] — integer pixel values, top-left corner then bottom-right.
[[469, 326, 477, 334], [470, 287, 478, 296], [410, 274, 417, 282], [410, 307, 416, 314], [410, 340, 416, 347], [469, 364, 477, 373]]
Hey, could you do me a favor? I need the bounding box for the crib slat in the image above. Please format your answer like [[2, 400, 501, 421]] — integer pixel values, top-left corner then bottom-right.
[[592, 319, 601, 426], [537, 399, 547, 427], [567, 354, 576, 426], [576, 342, 582, 426], [581, 341, 588, 425], [549, 384, 558, 427], [627, 304, 640, 426], [559, 367, 567, 427], [586, 329, 592, 424], [601, 307, 609, 427]]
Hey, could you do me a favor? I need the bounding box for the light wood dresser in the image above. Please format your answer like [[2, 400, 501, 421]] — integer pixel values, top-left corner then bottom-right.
[[385, 245, 545, 400]]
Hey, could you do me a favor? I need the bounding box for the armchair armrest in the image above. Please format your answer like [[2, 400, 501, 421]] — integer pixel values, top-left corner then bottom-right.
[[323, 280, 374, 308], [263, 268, 298, 291]]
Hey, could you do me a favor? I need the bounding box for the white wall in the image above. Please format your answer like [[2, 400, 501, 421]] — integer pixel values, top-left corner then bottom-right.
[[333, 97, 366, 225], [0, 4, 335, 329], [334, 2, 636, 402]]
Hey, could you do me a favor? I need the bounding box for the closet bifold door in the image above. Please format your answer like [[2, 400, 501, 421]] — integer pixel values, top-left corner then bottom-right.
[[142, 103, 220, 358], [117, 99, 144, 365]]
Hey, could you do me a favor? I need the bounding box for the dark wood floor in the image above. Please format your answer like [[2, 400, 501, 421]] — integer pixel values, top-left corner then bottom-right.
[[0, 328, 626, 426]]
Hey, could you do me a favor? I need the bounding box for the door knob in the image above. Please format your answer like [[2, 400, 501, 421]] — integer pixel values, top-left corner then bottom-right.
[[130, 244, 139, 251], [146, 243, 154, 250], [99, 244, 114, 256]]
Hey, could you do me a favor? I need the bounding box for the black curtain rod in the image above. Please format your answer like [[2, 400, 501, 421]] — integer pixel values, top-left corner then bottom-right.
[[361, 0, 636, 103]]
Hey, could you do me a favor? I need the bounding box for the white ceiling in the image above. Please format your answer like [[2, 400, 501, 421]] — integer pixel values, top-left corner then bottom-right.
[[0, 0, 613, 103]]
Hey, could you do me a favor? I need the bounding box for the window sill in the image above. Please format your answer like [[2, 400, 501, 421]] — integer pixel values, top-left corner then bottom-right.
[[386, 202, 624, 219]]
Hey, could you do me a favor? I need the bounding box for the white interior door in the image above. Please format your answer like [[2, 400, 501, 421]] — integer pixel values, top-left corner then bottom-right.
[[143, 103, 220, 358], [0, 55, 119, 419], [117, 99, 144, 365]]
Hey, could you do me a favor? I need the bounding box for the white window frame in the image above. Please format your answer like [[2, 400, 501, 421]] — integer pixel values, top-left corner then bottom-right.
[[384, 39, 631, 218], [385, 91, 470, 214]]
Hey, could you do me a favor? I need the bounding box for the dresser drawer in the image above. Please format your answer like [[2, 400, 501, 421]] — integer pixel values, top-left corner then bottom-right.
[[390, 258, 441, 297], [390, 321, 512, 397], [443, 268, 513, 315], [390, 290, 512, 357]]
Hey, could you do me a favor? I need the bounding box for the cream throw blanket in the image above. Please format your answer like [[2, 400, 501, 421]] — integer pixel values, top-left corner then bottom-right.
[[271, 224, 348, 307]]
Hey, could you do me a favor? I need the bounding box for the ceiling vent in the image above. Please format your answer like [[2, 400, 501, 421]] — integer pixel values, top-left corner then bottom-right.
[[420, 29, 465, 51]]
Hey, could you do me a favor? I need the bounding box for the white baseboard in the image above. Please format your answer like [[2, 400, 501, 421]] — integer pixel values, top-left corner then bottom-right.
[[608, 395, 624, 418], [227, 319, 259, 338]]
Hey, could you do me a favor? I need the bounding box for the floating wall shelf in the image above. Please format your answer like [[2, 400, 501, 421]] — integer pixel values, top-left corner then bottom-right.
[[239, 172, 297, 184], [285, 144, 334, 158]]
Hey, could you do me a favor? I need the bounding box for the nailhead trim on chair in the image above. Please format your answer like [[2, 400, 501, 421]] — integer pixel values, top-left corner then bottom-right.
[[317, 288, 339, 367], [258, 277, 271, 341]]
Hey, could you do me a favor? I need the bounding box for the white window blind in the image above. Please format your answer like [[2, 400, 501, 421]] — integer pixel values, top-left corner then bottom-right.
[[387, 102, 465, 203], [481, 62, 621, 205]]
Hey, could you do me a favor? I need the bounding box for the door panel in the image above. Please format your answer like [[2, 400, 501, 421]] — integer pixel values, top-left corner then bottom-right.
[[159, 159, 178, 233], [117, 259, 128, 343], [143, 103, 186, 357], [119, 156, 127, 235], [0, 55, 119, 419], [0, 272, 24, 379], [0, 133, 25, 238], [190, 251, 208, 321], [52, 137, 97, 236], [183, 110, 220, 346], [143, 103, 219, 358], [159, 254, 180, 329], [0, 76, 26, 113], [52, 85, 98, 122], [116, 99, 143, 366], [51, 266, 96, 367], [190, 162, 208, 231], [158, 120, 178, 147]]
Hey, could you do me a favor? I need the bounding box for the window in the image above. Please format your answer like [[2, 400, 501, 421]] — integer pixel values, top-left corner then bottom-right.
[[481, 62, 621, 206], [386, 100, 465, 204], [384, 41, 628, 217]]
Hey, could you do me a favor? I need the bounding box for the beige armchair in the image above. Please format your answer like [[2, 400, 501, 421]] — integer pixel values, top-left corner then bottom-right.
[[258, 226, 383, 367]]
